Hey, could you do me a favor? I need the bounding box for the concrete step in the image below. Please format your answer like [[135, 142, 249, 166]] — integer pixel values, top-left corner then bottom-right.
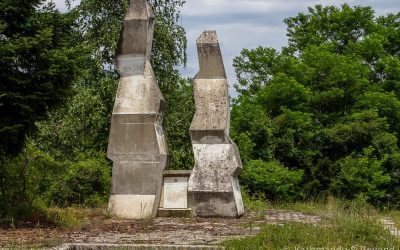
[[157, 208, 193, 218]]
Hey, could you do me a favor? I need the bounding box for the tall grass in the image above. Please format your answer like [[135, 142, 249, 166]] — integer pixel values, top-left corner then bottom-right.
[[225, 196, 400, 249]]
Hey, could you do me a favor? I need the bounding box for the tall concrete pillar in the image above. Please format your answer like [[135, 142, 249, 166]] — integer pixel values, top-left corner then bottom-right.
[[107, 0, 167, 219], [188, 31, 244, 217]]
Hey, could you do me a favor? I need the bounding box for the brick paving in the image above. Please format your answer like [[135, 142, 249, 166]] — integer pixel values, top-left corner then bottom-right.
[[381, 218, 400, 237]]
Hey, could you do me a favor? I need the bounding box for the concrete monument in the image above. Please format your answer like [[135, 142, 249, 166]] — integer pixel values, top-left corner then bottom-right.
[[107, 0, 167, 219], [188, 31, 245, 217]]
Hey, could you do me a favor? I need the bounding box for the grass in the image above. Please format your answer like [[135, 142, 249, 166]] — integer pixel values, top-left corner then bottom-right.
[[224, 195, 400, 249], [43, 206, 107, 229], [387, 210, 400, 228], [241, 188, 329, 215]]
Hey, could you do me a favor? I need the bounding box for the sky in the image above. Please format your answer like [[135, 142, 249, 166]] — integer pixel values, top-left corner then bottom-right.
[[53, 0, 400, 95]]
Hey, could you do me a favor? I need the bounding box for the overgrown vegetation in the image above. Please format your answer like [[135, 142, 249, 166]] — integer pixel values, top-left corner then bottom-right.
[[225, 197, 400, 249]]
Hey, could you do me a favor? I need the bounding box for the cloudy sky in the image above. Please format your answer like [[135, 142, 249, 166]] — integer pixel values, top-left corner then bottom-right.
[[53, 0, 400, 95]]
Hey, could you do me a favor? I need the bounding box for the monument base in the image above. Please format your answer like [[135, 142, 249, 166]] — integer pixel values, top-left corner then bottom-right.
[[157, 208, 192, 218], [188, 191, 244, 218], [108, 195, 155, 219]]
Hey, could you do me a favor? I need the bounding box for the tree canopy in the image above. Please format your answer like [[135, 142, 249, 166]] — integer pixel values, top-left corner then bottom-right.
[[0, 0, 89, 157], [232, 4, 400, 206]]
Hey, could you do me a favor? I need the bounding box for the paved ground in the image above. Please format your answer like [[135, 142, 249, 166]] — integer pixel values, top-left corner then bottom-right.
[[0, 210, 322, 248], [381, 218, 400, 237]]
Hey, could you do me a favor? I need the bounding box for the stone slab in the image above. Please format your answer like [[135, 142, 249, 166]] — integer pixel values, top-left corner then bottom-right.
[[232, 177, 245, 215], [107, 0, 167, 220], [108, 122, 161, 159], [111, 69, 166, 115], [157, 208, 193, 218], [163, 170, 192, 177], [163, 176, 188, 209], [188, 31, 244, 218]]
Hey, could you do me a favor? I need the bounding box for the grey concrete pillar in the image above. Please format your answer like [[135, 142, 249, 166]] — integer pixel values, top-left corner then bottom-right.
[[107, 0, 167, 219], [188, 31, 244, 217]]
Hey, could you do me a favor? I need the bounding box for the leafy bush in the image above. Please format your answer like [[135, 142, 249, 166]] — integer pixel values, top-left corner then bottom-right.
[[241, 160, 304, 201], [0, 143, 65, 217], [330, 148, 391, 201], [46, 154, 111, 207], [0, 144, 111, 217]]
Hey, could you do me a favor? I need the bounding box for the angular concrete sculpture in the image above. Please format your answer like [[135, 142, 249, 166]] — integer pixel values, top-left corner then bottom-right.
[[188, 31, 244, 217], [107, 0, 167, 219]]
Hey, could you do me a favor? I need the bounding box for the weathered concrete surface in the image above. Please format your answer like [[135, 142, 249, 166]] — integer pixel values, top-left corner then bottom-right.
[[107, 0, 167, 219], [188, 31, 244, 218], [189, 79, 230, 144], [163, 176, 189, 209], [157, 208, 193, 218], [158, 170, 192, 217]]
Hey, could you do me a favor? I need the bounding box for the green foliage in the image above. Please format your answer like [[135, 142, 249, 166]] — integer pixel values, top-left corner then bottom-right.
[[46, 154, 111, 207], [225, 221, 397, 250], [232, 4, 400, 205], [0, 143, 64, 217], [36, 74, 117, 159], [162, 79, 195, 169], [0, 0, 89, 157], [241, 160, 304, 201], [0, 143, 110, 217], [330, 148, 391, 200]]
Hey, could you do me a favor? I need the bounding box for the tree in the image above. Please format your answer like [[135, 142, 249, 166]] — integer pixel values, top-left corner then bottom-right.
[[232, 4, 400, 205], [0, 0, 89, 216], [0, 0, 88, 158]]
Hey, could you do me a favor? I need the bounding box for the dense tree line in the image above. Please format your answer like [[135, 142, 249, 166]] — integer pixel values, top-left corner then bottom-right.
[[232, 4, 400, 207]]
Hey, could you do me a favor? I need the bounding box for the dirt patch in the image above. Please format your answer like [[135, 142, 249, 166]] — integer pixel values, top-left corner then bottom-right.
[[0, 210, 322, 248]]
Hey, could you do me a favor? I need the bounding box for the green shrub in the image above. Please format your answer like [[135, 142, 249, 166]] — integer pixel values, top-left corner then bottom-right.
[[0, 143, 65, 217], [330, 147, 391, 202], [44, 207, 87, 228], [241, 160, 304, 201], [0, 144, 111, 218], [47, 154, 111, 207]]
